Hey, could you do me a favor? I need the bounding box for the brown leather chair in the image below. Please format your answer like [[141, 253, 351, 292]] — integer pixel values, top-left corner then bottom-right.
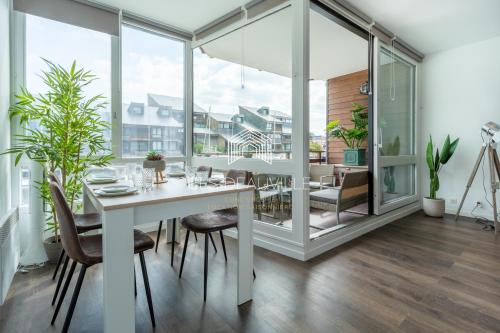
[[179, 169, 254, 301], [155, 166, 217, 265], [48, 181, 156, 332], [48, 173, 102, 307]]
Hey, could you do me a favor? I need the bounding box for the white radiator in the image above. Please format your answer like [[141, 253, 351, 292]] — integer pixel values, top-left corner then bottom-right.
[[0, 207, 20, 304]]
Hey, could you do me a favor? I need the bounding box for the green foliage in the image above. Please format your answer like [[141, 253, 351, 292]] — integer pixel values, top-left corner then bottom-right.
[[3, 59, 113, 239], [381, 136, 400, 156], [426, 135, 459, 199], [309, 141, 322, 151], [146, 150, 164, 161], [193, 143, 204, 154], [327, 103, 368, 149]]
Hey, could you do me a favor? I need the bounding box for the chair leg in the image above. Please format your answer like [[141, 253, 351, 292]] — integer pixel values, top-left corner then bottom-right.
[[253, 269, 256, 279], [52, 255, 69, 306], [134, 267, 137, 297], [194, 232, 198, 241], [171, 218, 176, 266], [204, 233, 209, 302], [62, 265, 87, 333], [155, 220, 163, 253], [219, 230, 227, 261], [209, 233, 217, 253], [51, 260, 77, 325], [52, 249, 65, 280], [139, 252, 156, 327], [179, 230, 190, 278], [336, 206, 340, 225]]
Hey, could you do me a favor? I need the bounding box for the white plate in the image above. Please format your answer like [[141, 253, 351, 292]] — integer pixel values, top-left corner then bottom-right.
[[88, 176, 119, 184], [95, 187, 138, 197], [208, 178, 222, 184], [167, 171, 185, 177], [100, 185, 131, 193]]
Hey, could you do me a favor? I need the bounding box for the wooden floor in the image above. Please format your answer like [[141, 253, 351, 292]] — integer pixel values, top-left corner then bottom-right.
[[2, 211, 500, 333]]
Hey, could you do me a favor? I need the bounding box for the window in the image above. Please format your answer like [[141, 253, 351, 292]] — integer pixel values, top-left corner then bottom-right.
[[219, 122, 231, 129], [158, 107, 171, 117], [152, 141, 162, 151], [25, 14, 112, 151], [151, 127, 162, 138], [122, 24, 185, 158], [192, 6, 292, 159]]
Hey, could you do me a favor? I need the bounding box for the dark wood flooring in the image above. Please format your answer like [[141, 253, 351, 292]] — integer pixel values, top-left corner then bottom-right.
[[2, 211, 500, 332]]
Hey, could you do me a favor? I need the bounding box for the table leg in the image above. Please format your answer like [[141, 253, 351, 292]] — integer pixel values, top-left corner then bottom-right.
[[237, 190, 253, 305], [83, 187, 97, 214], [102, 208, 135, 333]]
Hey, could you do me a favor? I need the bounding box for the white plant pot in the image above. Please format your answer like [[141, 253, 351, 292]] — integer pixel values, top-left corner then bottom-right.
[[423, 197, 445, 217], [43, 236, 63, 264], [143, 159, 166, 173]]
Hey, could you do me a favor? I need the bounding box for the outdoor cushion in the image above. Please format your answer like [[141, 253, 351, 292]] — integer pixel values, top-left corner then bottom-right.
[[309, 188, 340, 204], [309, 181, 334, 189]]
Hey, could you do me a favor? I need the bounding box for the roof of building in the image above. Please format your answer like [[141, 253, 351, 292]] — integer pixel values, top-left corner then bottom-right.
[[270, 109, 292, 119], [239, 105, 291, 123], [147, 93, 207, 114], [209, 112, 234, 123], [122, 103, 183, 127]]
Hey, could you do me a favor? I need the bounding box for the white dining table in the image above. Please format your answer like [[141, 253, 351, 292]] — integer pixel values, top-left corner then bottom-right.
[[83, 178, 255, 333]]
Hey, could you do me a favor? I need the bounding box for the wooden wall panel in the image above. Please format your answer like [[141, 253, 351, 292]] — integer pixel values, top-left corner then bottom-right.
[[327, 70, 369, 165]]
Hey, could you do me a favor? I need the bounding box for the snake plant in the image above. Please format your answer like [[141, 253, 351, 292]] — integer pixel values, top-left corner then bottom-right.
[[426, 135, 459, 199]]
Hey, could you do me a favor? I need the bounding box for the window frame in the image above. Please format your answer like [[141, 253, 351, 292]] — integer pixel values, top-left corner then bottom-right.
[[115, 22, 189, 162], [16, 15, 191, 164]]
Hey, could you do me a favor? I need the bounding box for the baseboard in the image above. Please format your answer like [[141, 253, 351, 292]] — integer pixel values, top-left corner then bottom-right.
[[445, 206, 496, 221], [305, 202, 421, 260]]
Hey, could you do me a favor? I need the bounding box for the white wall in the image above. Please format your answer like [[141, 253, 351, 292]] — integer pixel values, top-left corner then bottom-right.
[[0, 0, 11, 218], [421, 35, 500, 218]]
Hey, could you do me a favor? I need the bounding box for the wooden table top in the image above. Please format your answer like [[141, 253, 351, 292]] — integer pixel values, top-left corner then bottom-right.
[[84, 178, 254, 211]]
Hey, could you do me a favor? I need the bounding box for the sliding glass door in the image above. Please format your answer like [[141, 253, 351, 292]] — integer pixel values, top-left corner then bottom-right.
[[373, 38, 418, 214]]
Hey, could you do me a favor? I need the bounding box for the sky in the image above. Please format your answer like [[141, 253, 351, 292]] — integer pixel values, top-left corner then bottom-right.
[[25, 14, 327, 137]]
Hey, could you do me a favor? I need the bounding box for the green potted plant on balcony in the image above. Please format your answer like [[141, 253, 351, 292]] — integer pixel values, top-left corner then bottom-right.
[[327, 103, 368, 166], [3, 59, 113, 262], [423, 135, 459, 217]]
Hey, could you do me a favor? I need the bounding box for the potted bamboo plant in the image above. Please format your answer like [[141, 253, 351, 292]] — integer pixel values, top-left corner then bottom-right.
[[327, 103, 368, 166], [3, 59, 113, 262], [423, 135, 459, 217]]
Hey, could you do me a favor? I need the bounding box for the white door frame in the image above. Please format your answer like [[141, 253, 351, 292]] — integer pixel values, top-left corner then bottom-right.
[[373, 37, 420, 215]]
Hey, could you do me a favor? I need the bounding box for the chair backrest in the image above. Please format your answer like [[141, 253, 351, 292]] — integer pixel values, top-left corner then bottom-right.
[[48, 181, 86, 263], [226, 169, 252, 185], [309, 164, 335, 182], [341, 171, 369, 189], [196, 165, 213, 178]]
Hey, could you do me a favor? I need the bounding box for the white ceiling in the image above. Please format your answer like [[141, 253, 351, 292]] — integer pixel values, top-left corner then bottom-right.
[[202, 8, 367, 81], [95, 0, 248, 32], [96, 0, 500, 55], [347, 0, 500, 54]]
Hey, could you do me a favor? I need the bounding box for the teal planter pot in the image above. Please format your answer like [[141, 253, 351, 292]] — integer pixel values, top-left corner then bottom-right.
[[343, 148, 366, 166]]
